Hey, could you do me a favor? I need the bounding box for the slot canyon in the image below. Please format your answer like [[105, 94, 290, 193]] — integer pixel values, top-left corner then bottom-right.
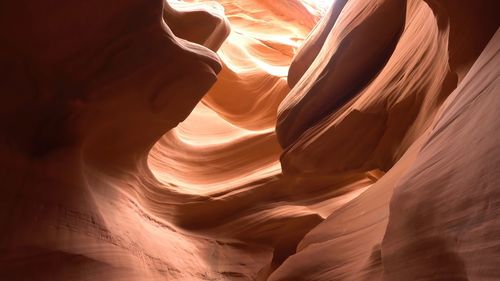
[[0, 0, 499, 280]]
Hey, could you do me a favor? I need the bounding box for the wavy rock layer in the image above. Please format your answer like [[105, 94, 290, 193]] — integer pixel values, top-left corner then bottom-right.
[[1, 0, 499, 280]]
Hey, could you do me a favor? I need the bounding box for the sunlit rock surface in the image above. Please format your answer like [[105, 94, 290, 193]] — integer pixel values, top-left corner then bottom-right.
[[0, 0, 498, 280]]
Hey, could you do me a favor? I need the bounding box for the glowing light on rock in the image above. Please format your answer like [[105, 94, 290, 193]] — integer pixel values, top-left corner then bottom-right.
[[301, 0, 335, 15]]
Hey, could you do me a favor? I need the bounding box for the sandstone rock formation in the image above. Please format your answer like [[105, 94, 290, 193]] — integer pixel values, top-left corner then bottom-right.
[[0, 0, 498, 280]]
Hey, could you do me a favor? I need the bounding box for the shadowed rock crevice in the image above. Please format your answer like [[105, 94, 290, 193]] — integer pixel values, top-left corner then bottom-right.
[[0, 0, 499, 280]]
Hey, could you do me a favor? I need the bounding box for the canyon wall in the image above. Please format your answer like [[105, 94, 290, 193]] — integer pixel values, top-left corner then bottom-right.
[[0, 0, 498, 280]]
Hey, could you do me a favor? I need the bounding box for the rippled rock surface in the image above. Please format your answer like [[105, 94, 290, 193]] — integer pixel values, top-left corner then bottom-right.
[[1, 0, 498, 280]]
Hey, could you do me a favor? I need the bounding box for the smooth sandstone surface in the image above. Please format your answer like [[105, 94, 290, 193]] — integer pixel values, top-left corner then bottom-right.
[[0, 0, 498, 280]]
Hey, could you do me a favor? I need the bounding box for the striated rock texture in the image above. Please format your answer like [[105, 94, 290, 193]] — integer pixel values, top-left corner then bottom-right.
[[0, 0, 499, 280]]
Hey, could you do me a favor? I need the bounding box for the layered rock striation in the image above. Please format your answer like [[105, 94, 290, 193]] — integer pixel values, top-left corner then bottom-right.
[[0, 0, 498, 280]]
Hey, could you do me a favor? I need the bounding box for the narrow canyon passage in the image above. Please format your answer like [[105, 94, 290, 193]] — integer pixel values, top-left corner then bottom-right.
[[0, 0, 499, 281]]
